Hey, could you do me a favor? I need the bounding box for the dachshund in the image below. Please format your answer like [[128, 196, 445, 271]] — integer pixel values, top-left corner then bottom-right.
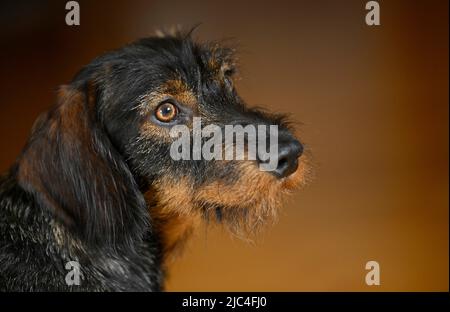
[[0, 30, 307, 291]]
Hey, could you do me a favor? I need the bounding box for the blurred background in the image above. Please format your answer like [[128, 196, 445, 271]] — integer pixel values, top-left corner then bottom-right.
[[0, 0, 448, 291]]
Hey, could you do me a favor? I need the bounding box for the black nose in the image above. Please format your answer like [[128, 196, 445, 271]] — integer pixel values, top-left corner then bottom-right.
[[273, 139, 303, 178]]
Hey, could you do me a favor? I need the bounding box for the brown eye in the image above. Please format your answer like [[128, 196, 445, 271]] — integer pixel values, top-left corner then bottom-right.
[[155, 102, 177, 122]]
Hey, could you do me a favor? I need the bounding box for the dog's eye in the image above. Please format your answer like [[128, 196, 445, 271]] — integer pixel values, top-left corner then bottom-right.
[[155, 102, 178, 122]]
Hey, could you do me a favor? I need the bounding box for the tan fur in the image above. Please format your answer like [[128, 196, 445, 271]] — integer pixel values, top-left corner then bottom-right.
[[194, 159, 307, 237], [146, 176, 201, 265], [18, 86, 94, 226], [147, 156, 308, 259]]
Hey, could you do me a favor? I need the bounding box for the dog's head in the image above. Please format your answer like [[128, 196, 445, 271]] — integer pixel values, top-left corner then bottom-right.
[[17, 31, 308, 251]]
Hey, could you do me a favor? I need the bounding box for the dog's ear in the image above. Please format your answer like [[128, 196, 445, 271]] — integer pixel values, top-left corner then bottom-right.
[[17, 81, 148, 247]]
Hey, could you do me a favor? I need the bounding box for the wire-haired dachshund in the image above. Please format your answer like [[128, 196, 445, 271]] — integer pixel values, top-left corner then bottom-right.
[[0, 30, 307, 291]]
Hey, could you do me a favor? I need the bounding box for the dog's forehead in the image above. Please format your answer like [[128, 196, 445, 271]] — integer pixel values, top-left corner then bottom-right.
[[134, 37, 235, 86], [126, 38, 236, 111]]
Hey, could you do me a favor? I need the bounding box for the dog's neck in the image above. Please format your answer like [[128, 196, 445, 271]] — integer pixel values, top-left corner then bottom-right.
[[142, 184, 201, 266]]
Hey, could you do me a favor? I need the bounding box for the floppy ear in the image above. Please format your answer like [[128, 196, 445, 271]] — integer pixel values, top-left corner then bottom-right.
[[17, 81, 148, 247]]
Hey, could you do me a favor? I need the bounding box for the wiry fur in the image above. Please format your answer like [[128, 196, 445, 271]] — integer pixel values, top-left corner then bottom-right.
[[0, 30, 307, 291]]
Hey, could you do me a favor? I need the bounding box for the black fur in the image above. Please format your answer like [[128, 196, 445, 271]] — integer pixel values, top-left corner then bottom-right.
[[0, 32, 301, 291]]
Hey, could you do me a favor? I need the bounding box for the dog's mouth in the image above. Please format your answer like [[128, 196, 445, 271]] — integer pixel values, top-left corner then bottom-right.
[[147, 156, 309, 260], [192, 157, 308, 235]]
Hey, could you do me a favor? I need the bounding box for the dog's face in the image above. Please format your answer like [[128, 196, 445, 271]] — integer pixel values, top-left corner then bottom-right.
[[81, 34, 308, 237], [18, 33, 308, 249]]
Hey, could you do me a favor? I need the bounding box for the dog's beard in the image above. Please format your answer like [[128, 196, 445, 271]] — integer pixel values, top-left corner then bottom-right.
[[194, 158, 309, 240], [147, 156, 310, 262], [200, 199, 279, 240]]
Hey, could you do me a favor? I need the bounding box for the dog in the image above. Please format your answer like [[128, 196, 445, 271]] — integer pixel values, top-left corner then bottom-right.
[[0, 30, 307, 291]]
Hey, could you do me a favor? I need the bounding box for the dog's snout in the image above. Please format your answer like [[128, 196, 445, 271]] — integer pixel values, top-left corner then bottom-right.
[[273, 139, 303, 178], [256, 129, 303, 178]]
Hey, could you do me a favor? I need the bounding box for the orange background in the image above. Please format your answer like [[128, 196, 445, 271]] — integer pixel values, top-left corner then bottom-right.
[[0, 0, 448, 291]]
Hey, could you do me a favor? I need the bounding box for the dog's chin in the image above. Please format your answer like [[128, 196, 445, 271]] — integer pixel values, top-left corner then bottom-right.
[[147, 158, 309, 258], [196, 158, 309, 239]]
